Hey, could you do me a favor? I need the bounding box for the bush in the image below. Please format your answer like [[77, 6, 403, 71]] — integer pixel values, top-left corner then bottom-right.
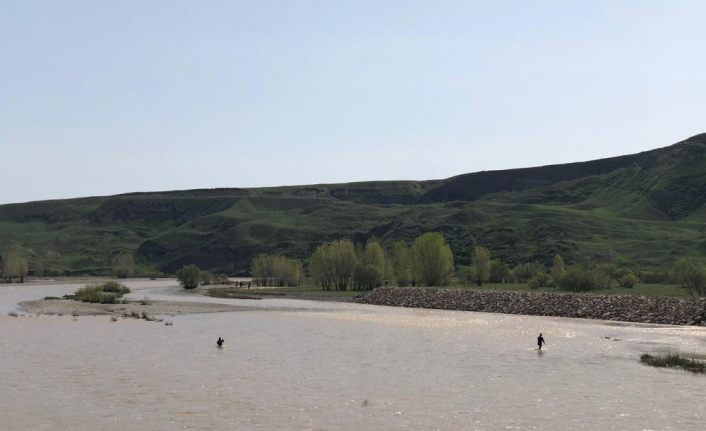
[[512, 263, 544, 283], [113, 254, 135, 279], [528, 273, 550, 289], [489, 260, 510, 283], [557, 267, 609, 292], [177, 264, 201, 289], [101, 281, 131, 295], [73, 282, 129, 304], [200, 270, 214, 286], [671, 258, 706, 296], [616, 268, 638, 288]]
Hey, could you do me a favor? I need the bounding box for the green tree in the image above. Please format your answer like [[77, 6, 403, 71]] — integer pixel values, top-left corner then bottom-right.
[[176, 264, 201, 289], [557, 266, 608, 292], [2, 251, 29, 283], [671, 258, 706, 296], [470, 246, 491, 286], [113, 253, 135, 279], [309, 240, 357, 291], [550, 254, 565, 286], [412, 233, 454, 286], [390, 241, 413, 286], [614, 267, 638, 288], [200, 270, 214, 285], [330, 239, 358, 290], [353, 241, 387, 290], [310, 245, 334, 290]]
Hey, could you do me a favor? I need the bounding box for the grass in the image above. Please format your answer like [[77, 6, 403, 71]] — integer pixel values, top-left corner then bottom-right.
[[640, 352, 705, 374], [1, 135, 705, 276], [208, 284, 365, 300]]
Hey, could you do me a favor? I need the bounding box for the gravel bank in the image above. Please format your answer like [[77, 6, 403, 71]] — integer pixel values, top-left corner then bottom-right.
[[360, 287, 706, 326]]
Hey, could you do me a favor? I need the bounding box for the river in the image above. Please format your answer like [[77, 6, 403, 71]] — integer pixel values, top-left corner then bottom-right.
[[1, 280, 704, 430]]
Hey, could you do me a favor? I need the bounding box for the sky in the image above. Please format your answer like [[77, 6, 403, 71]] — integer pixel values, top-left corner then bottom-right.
[[1, 1, 705, 205]]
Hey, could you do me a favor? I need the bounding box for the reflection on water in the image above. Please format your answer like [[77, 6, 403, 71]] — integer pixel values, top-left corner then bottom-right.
[[1, 280, 705, 430]]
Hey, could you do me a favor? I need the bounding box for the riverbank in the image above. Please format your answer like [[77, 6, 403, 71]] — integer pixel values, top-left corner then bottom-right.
[[208, 285, 362, 302], [19, 298, 254, 317], [360, 287, 706, 326]]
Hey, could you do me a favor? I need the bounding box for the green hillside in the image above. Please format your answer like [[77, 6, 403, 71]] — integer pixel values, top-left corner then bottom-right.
[[1, 134, 705, 275]]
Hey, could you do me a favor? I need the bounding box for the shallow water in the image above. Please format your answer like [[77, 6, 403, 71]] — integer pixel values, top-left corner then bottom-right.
[[1, 280, 705, 430]]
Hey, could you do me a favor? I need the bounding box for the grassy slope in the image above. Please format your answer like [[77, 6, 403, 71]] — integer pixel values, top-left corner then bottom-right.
[[1, 134, 705, 275]]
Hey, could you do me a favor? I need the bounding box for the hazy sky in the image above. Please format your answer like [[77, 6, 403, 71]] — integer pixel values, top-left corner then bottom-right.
[[2, 1, 705, 205]]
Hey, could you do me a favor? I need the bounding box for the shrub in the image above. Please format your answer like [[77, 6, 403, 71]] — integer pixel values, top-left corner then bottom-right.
[[512, 263, 544, 283], [557, 267, 609, 292], [489, 260, 510, 283], [113, 254, 135, 279], [101, 281, 131, 295], [671, 258, 706, 296], [73, 282, 129, 303], [528, 273, 550, 289], [616, 268, 638, 288], [177, 264, 201, 289], [200, 271, 214, 286]]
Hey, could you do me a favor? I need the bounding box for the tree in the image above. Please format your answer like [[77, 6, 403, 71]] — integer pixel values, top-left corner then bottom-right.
[[671, 258, 706, 296], [310, 245, 334, 290], [470, 246, 491, 286], [412, 233, 454, 286], [176, 264, 201, 289], [2, 251, 29, 283], [113, 253, 135, 279], [390, 241, 413, 286], [614, 267, 638, 288], [200, 270, 214, 285], [353, 241, 387, 290], [557, 266, 608, 292], [252, 255, 302, 287], [512, 262, 543, 283], [550, 255, 565, 286], [488, 260, 510, 283]]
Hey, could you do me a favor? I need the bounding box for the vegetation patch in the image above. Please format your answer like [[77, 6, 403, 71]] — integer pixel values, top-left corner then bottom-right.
[[640, 352, 705, 374], [70, 281, 131, 304]]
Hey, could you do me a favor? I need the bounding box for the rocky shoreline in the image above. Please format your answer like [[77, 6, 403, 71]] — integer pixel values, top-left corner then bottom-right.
[[360, 287, 706, 326]]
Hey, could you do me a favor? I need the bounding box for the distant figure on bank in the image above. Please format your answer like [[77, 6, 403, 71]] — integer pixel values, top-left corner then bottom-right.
[[217, 337, 224, 348], [537, 333, 545, 350]]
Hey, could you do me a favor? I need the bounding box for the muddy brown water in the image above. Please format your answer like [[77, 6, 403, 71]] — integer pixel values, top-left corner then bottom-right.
[[1, 280, 705, 430]]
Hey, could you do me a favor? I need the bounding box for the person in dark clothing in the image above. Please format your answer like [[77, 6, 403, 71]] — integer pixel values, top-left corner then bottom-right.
[[537, 333, 545, 350], [217, 337, 224, 348]]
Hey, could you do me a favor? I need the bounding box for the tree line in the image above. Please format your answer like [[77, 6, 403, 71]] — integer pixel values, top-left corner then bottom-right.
[[309, 232, 454, 291]]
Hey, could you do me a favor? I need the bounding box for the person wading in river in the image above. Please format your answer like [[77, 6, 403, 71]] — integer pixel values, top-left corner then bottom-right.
[[537, 333, 545, 350], [217, 337, 224, 348]]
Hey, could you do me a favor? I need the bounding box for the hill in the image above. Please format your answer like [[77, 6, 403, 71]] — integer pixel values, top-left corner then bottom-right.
[[1, 134, 705, 275]]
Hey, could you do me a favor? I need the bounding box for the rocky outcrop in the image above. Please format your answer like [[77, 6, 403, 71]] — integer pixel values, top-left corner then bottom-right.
[[360, 287, 706, 326]]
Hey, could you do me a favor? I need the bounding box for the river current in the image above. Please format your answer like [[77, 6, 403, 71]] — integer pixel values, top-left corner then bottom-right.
[[1, 280, 704, 430]]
